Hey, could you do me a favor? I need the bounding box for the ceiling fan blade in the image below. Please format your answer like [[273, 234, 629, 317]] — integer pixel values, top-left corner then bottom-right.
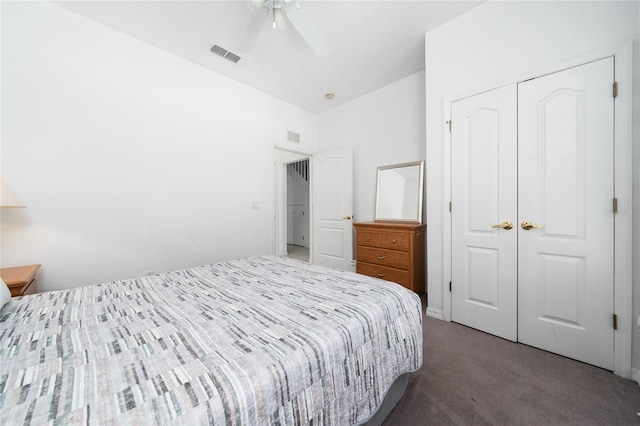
[[238, 8, 269, 52], [284, 3, 330, 57]]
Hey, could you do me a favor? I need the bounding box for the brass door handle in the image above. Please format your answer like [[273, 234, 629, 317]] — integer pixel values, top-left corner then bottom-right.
[[521, 221, 544, 230], [491, 221, 513, 230]]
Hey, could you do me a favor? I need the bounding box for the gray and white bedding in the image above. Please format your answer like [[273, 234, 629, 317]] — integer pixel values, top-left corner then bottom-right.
[[0, 255, 422, 425]]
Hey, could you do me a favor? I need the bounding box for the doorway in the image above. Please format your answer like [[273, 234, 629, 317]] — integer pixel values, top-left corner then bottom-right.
[[273, 148, 310, 261], [273, 147, 355, 270], [286, 159, 310, 262], [450, 58, 616, 370]]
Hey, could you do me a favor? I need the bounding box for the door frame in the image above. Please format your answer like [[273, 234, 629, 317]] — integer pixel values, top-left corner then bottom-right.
[[441, 40, 634, 378], [273, 147, 313, 262]]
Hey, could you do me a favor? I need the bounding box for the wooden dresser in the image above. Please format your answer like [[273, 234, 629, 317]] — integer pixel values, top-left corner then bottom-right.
[[353, 222, 426, 294]]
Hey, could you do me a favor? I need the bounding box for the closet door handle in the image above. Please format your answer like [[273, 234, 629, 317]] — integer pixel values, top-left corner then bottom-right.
[[491, 221, 513, 230], [521, 221, 544, 230]]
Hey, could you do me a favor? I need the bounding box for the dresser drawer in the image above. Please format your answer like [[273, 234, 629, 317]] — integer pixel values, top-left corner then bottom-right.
[[357, 262, 410, 287], [8, 278, 37, 297], [379, 232, 410, 251], [357, 231, 381, 247], [357, 246, 410, 270], [353, 222, 426, 295]]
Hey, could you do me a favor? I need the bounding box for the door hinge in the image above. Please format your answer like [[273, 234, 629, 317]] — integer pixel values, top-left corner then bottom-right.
[[613, 313, 618, 330], [612, 197, 618, 214], [449, 281, 452, 292], [449, 201, 452, 212], [613, 81, 618, 98], [447, 120, 452, 133]]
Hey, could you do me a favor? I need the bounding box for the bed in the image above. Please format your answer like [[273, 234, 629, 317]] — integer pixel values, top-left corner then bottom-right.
[[0, 255, 422, 425]]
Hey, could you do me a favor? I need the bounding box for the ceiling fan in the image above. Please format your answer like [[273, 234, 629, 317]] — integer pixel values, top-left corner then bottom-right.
[[238, 0, 331, 57]]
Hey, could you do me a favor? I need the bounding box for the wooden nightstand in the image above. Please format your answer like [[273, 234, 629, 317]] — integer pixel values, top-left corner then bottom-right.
[[0, 264, 41, 297]]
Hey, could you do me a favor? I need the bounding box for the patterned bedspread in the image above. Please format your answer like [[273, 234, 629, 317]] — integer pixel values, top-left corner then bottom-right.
[[0, 256, 422, 425]]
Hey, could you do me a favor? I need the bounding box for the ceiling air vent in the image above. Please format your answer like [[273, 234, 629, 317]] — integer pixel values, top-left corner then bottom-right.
[[209, 44, 241, 64], [288, 130, 300, 144]]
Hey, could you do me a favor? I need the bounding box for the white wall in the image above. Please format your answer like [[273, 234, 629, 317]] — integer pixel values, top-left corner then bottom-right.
[[1, 1, 317, 290], [318, 72, 426, 223], [424, 0, 639, 372]]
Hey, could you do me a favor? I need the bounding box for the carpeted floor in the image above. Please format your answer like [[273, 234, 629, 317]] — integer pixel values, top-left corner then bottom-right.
[[384, 311, 640, 425]]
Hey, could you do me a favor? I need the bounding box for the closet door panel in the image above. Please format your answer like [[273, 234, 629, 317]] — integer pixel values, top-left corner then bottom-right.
[[517, 57, 615, 370], [450, 84, 518, 342]]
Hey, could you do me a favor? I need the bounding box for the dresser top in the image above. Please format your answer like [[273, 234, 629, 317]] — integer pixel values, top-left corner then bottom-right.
[[353, 221, 426, 230]]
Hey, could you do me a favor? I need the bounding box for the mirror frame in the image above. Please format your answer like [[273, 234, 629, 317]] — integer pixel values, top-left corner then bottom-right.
[[374, 160, 424, 223]]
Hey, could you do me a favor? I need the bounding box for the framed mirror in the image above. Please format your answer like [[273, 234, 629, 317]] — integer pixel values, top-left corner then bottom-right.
[[375, 160, 424, 223]]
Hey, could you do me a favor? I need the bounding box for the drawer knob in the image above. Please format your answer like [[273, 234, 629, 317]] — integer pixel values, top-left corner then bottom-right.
[[366, 237, 371, 241], [376, 273, 386, 277], [376, 255, 386, 260], [392, 240, 397, 244]]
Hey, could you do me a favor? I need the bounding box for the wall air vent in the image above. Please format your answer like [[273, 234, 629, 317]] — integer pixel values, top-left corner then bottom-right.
[[209, 44, 241, 64], [287, 130, 301, 144]]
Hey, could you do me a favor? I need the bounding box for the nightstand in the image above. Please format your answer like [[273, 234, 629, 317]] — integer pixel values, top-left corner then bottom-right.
[[0, 264, 41, 297]]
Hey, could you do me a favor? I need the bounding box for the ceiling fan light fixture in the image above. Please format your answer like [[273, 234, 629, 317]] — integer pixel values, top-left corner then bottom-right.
[[273, 8, 287, 29], [281, 0, 295, 10], [249, 0, 267, 12], [239, 0, 330, 57]]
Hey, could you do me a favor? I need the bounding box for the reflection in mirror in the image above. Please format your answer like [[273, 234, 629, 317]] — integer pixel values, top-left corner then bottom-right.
[[375, 161, 424, 223]]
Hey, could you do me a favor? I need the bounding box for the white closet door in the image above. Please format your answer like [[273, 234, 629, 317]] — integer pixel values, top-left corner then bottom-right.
[[451, 84, 518, 341], [517, 57, 615, 370]]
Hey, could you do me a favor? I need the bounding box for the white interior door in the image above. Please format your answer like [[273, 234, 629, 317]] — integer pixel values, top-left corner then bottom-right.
[[451, 84, 518, 341], [287, 205, 305, 245], [517, 57, 615, 370], [293, 206, 305, 246], [312, 147, 354, 270]]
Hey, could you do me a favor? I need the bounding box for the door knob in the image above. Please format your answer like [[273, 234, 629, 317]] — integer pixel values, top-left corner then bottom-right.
[[521, 221, 544, 230], [342, 215, 352, 220], [491, 221, 513, 230]]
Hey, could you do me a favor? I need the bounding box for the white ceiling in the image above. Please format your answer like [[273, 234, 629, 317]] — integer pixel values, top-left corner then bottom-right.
[[55, 1, 482, 114]]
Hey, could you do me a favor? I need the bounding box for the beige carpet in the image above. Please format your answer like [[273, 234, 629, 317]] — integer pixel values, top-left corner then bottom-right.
[[384, 313, 640, 425]]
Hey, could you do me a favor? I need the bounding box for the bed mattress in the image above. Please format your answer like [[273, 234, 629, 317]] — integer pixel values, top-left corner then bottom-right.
[[0, 256, 422, 425]]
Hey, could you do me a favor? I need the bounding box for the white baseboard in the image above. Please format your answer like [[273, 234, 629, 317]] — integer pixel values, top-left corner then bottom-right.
[[426, 307, 444, 320]]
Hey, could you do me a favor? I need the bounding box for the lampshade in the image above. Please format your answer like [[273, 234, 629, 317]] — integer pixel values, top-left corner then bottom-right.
[[0, 179, 25, 208]]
